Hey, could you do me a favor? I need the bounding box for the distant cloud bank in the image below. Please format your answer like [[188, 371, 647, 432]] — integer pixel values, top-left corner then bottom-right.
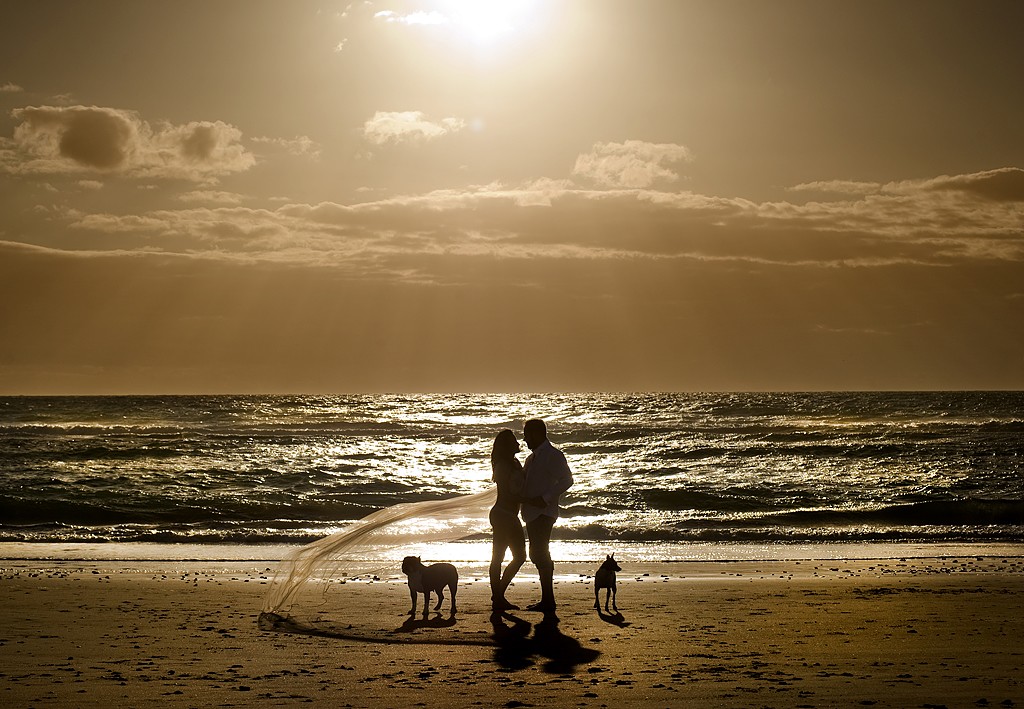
[[925, 168, 1024, 203], [793, 168, 1024, 203], [54, 163, 1024, 279]]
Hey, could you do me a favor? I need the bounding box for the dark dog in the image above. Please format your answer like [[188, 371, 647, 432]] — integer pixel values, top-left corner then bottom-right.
[[594, 554, 621, 611], [401, 556, 458, 615]]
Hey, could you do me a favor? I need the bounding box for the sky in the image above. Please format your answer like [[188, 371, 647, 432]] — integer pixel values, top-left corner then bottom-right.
[[1, 0, 1023, 394]]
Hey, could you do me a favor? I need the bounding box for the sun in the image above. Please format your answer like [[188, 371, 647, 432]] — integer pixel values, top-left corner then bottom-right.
[[436, 0, 538, 44]]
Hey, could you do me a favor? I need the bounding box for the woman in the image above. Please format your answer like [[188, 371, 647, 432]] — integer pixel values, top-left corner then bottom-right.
[[489, 428, 527, 612]]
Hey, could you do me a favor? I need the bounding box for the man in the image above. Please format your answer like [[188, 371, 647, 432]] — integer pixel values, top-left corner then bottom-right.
[[520, 418, 573, 612]]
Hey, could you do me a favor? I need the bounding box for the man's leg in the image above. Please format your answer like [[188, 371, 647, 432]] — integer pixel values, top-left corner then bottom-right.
[[526, 514, 556, 608]]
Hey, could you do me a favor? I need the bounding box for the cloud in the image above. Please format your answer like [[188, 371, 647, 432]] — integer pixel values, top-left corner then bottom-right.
[[789, 180, 881, 195], [923, 167, 1024, 202], [374, 10, 447, 26], [178, 190, 247, 205], [13, 106, 139, 169], [572, 140, 693, 189], [362, 111, 466, 145], [371, 5, 532, 41], [252, 134, 321, 159], [70, 207, 292, 255], [4, 105, 255, 181], [78, 180, 104, 190], [1, 82, 24, 93], [23, 162, 1023, 286]]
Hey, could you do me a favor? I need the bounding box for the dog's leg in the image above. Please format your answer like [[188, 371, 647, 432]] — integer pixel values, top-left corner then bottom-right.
[[423, 591, 432, 615], [449, 582, 457, 613], [434, 588, 444, 611], [611, 584, 617, 611], [408, 587, 417, 615], [594, 585, 600, 609]]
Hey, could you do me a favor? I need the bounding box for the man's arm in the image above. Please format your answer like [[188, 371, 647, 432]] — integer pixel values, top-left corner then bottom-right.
[[522, 445, 574, 507], [537, 449, 573, 506]]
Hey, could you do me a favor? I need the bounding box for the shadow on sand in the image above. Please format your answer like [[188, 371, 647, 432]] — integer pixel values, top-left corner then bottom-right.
[[259, 610, 602, 673], [394, 612, 458, 633], [258, 611, 492, 646], [490, 611, 601, 673], [597, 608, 630, 627]]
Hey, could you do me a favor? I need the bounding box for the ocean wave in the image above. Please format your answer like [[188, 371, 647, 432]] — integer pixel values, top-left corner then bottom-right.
[[5, 523, 1023, 546], [759, 499, 1024, 528], [3, 392, 1023, 548]]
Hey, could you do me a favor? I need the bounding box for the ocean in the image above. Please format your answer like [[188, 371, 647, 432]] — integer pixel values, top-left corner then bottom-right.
[[2, 392, 1022, 561]]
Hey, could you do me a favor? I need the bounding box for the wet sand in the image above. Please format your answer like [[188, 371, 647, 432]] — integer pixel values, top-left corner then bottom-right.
[[2, 555, 1022, 707]]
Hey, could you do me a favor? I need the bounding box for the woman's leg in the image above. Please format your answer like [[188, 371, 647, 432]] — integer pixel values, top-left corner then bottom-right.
[[489, 521, 508, 600], [498, 518, 526, 596]]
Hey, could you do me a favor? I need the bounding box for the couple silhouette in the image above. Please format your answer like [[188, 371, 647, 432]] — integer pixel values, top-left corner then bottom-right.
[[488, 419, 573, 614]]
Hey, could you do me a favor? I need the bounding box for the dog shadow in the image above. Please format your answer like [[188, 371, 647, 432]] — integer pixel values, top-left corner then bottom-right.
[[490, 611, 601, 674], [258, 611, 491, 646], [395, 612, 458, 633], [596, 608, 630, 627]]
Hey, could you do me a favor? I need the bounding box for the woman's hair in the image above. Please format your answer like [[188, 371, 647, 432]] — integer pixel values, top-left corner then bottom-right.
[[491, 428, 518, 462]]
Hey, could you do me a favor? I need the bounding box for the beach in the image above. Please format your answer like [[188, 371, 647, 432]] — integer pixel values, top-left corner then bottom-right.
[[3, 553, 1022, 708]]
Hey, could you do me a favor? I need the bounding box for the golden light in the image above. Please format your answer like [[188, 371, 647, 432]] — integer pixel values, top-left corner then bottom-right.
[[436, 0, 539, 44]]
